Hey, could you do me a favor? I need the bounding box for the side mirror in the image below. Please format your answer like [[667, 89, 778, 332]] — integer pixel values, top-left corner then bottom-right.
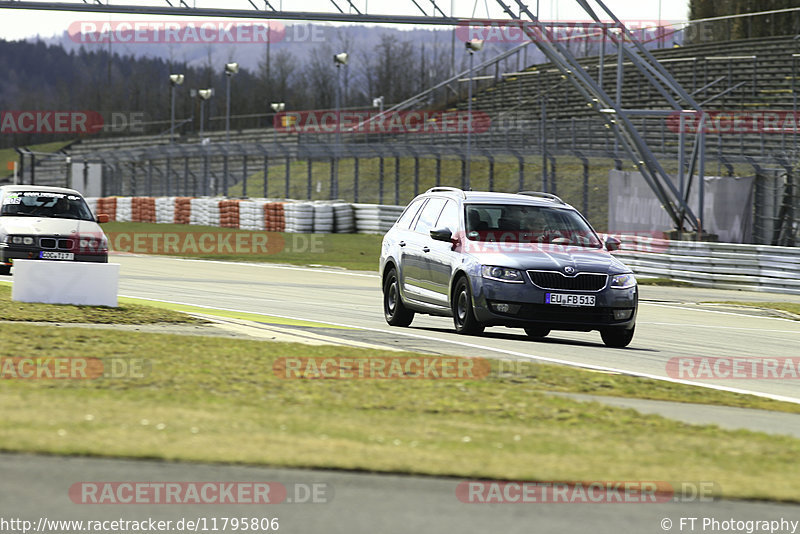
[[605, 236, 621, 252], [97, 214, 110, 224], [430, 227, 453, 243]]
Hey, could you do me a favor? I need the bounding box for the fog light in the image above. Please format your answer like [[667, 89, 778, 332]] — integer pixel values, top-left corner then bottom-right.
[[613, 309, 633, 320], [491, 302, 521, 314]]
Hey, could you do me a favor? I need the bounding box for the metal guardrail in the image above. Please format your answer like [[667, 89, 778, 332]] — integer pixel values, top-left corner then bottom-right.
[[613, 234, 800, 295]]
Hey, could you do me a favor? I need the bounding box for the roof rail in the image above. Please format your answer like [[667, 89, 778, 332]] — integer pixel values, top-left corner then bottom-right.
[[426, 186, 466, 198], [518, 191, 567, 205]]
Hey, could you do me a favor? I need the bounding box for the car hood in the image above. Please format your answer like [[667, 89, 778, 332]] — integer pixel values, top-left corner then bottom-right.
[[462, 241, 630, 274], [0, 217, 105, 238]]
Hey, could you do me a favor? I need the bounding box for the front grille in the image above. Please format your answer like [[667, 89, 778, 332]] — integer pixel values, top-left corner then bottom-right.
[[528, 271, 608, 291], [516, 303, 617, 324], [39, 238, 74, 250]]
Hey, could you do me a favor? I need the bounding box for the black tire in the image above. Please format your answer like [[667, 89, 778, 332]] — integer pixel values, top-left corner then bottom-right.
[[383, 268, 414, 327], [0, 265, 10, 276], [524, 327, 550, 339], [452, 277, 484, 335], [601, 326, 635, 348]]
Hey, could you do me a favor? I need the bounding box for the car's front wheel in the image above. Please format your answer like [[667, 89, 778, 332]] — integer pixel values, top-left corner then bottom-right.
[[383, 268, 414, 327], [600, 326, 635, 348], [453, 277, 484, 335]]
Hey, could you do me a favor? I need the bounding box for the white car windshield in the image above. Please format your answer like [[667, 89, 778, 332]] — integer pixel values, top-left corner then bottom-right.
[[465, 204, 603, 248], [0, 191, 95, 221]]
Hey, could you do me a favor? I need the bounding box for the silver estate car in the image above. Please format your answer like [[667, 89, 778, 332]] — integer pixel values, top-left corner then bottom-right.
[[379, 188, 638, 348]]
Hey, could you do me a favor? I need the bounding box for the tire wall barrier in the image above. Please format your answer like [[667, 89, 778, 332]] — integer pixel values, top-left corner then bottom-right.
[[87, 197, 371, 235], [611, 234, 800, 296]]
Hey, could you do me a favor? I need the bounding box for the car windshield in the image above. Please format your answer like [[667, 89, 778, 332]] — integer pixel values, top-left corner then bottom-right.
[[0, 191, 95, 221], [465, 203, 603, 248]]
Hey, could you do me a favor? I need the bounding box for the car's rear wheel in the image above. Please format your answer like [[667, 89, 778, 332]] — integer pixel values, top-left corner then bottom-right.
[[453, 277, 484, 335], [383, 268, 414, 327], [0, 265, 10, 276], [524, 327, 550, 339], [600, 326, 635, 348]]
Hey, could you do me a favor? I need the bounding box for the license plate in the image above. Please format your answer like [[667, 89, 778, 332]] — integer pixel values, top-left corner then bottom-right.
[[40, 251, 74, 261], [546, 293, 596, 307]]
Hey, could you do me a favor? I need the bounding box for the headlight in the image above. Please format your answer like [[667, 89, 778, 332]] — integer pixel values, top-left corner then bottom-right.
[[610, 273, 637, 289], [7, 236, 34, 245], [481, 265, 524, 283]]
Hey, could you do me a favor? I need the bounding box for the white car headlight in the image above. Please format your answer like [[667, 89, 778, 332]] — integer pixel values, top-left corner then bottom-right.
[[610, 273, 637, 289], [481, 265, 524, 283]]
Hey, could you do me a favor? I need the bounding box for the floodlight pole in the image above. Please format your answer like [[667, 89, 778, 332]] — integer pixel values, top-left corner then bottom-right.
[[225, 74, 232, 144], [466, 49, 474, 190], [170, 84, 177, 143]]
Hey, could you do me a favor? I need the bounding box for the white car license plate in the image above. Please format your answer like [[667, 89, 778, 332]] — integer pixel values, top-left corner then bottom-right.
[[546, 293, 596, 307], [40, 251, 74, 261]]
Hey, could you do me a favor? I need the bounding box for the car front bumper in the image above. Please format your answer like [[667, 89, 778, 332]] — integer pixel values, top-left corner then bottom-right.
[[471, 276, 638, 331], [1, 245, 108, 265]]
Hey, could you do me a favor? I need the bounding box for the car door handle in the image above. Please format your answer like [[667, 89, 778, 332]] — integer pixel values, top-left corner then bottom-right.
[[422, 246, 430, 253], [399, 241, 406, 247]]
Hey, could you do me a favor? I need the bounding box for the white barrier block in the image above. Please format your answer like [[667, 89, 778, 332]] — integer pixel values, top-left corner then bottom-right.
[[12, 260, 120, 307]]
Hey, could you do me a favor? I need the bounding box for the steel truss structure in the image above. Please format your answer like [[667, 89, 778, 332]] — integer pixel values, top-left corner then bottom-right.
[[1, 0, 708, 233]]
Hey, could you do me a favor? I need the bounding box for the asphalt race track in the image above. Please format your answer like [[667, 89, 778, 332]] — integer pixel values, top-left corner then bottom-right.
[[115, 255, 800, 402], [4, 254, 800, 534]]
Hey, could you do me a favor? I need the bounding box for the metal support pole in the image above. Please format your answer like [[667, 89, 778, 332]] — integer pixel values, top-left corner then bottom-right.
[[466, 50, 475, 191], [165, 157, 171, 196], [262, 156, 269, 198], [147, 160, 153, 197], [170, 83, 176, 144], [203, 155, 209, 196], [242, 155, 248, 198], [222, 155, 228, 196], [698, 129, 706, 241], [226, 75, 232, 144], [307, 159, 312, 199], [285, 157, 291, 199], [541, 96, 547, 191], [678, 113, 686, 198], [379, 156, 385, 204], [394, 157, 400, 205], [353, 157, 359, 203]]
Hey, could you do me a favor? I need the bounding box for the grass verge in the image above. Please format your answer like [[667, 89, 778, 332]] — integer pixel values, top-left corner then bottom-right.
[[103, 222, 382, 271], [1, 322, 799, 502], [0, 284, 203, 325]]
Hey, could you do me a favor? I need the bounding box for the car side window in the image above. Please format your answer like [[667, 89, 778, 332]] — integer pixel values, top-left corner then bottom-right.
[[413, 197, 446, 235], [434, 200, 460, 232], [395, 198, 426, 230]]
